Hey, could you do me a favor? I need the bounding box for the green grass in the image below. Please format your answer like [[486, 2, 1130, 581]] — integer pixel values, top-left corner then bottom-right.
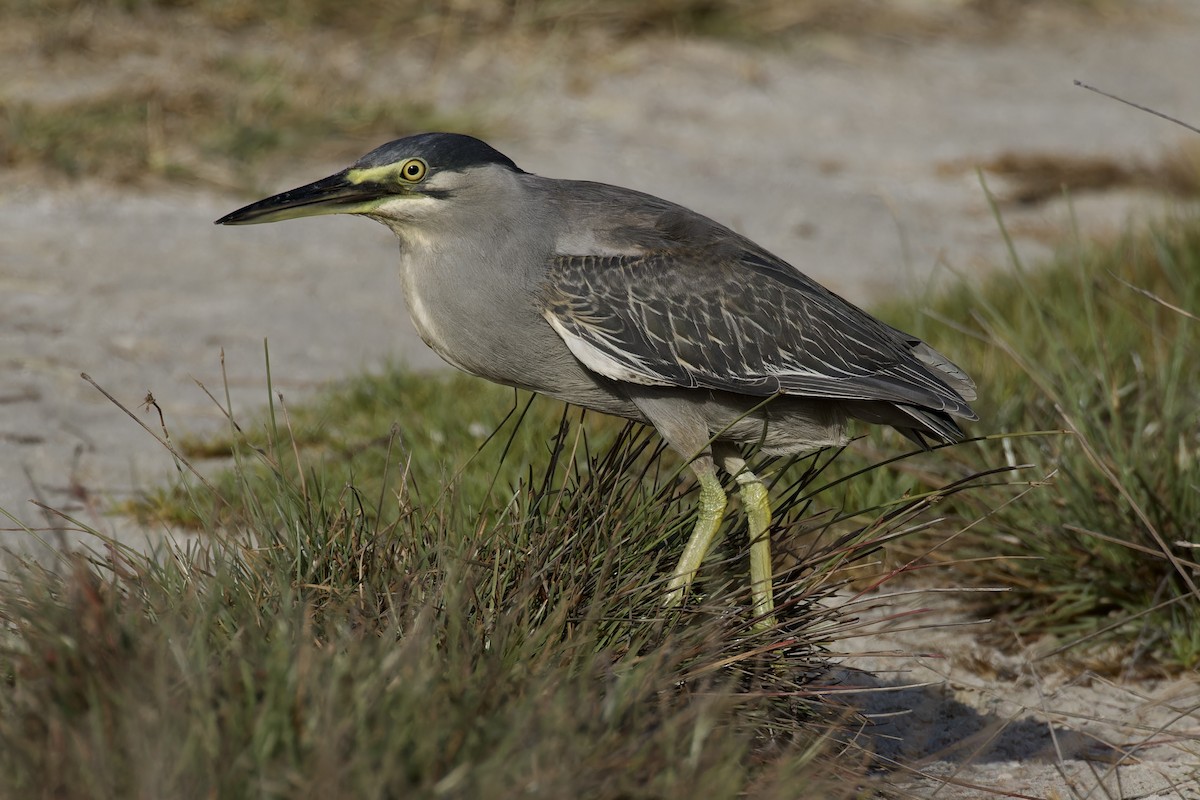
[[3, 380, 999, 797], [874, 210, 1200, 668], [142, 371, 605, 527]]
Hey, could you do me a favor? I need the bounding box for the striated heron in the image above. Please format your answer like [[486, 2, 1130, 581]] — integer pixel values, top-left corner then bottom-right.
[[217, 132, 977, 626]]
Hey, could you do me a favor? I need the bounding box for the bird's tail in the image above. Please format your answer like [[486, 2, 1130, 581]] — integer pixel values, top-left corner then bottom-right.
[[842, 401, 968, 448], [893, 404, 968, 447]]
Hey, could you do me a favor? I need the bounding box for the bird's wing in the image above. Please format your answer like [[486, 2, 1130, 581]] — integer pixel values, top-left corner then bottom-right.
[[540, 247, 976, 418]]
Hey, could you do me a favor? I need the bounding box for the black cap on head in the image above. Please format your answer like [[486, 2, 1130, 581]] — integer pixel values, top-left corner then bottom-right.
[[356, 133, 522, 173]]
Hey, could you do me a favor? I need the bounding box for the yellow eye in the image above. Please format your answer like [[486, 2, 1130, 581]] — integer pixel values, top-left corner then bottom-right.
[[399, 158, 428, 182]]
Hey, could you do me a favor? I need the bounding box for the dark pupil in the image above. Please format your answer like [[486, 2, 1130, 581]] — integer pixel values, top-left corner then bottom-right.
[[406, 163, 420, 176]]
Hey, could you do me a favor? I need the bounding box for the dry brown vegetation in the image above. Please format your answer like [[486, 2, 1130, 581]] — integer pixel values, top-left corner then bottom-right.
[[970, 145, 1200, 205]]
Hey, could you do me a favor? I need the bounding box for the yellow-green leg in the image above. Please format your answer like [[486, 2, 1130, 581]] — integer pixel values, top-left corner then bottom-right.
[[662, 454, 776, 629], [717, 448, 775, 628], [736, 472, 775, 627], [664, 467, 727, 608]]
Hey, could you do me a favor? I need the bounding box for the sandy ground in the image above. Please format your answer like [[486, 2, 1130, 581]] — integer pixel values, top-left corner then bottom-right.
[[3, 4, 1200, 796], [832, 589, 1200, 798]]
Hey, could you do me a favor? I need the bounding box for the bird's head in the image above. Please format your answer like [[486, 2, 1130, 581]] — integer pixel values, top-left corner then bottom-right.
[[215, 132, 524, 232]]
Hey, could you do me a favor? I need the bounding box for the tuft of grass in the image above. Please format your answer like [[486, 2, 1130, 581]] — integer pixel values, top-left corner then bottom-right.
[[0, 368, 1007, 797], [878, 211, 1200, 668]]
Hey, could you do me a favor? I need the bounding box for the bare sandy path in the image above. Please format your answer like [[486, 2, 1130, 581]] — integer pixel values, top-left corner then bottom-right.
[[3, 6, 1199, 796]]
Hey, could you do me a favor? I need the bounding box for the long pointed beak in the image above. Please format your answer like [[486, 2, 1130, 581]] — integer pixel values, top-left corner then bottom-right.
[[215, 171, 394, 225]]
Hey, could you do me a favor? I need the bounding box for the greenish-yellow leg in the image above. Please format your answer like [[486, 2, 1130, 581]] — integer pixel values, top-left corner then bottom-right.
[[664, 468, 727, 608], [663, 458, 776, 628], [735, 471, 776, 626]]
